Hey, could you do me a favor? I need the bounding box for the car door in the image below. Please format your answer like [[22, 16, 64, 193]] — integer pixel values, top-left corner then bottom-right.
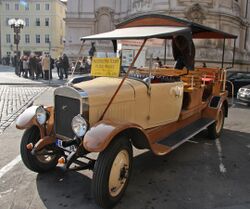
[[149, 82, 183, 127]]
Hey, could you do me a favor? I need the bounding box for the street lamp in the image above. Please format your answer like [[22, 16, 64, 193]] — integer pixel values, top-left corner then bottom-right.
[[8, 18, 25, 75]]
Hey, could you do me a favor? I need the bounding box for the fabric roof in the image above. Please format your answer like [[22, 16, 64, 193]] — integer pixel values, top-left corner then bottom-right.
[[117, 13, 237, 39], [80, 26, 190, 41]]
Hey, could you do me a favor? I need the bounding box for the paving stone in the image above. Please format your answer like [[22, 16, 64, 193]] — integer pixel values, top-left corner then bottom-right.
[[0, 85, 48, 134]]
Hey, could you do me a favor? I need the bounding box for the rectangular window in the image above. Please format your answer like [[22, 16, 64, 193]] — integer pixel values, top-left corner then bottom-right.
[[45, 3, 50, 10], [45, 35, 50, 43], [45, 18, 49, 26], [6, 3, 10, 10], [25, 18, 29, 26], [36, 35, 40, 43], [6, 18, 10, 26], [36, 3, 40, 10], [25, 3, 29, 10], [15, 3, 19, 10], [36, 18, 40, 26], [6, 34, 11, 43], [25, 34, 30, 43]]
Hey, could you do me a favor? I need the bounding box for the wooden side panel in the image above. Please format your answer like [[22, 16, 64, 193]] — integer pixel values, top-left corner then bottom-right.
[[147, 113, 201, 144]]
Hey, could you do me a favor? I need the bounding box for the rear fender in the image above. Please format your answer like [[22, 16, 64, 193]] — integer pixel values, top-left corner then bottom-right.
[[83, 120, 151, 152], [203, 96, 228, 119]]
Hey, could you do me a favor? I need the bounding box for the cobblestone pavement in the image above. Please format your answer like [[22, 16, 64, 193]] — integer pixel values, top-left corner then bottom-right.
[[0, 65, 67, 134], [0, 85, 48, 134]]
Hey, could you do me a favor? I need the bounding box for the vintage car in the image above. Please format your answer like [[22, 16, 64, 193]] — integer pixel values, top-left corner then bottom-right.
[[16, 14, 237, 209], [226, 71, 250, 96], [237, 84, 250, 105]]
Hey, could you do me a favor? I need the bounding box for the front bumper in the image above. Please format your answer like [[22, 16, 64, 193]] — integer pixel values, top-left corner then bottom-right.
[[237, 93, 250, 103]]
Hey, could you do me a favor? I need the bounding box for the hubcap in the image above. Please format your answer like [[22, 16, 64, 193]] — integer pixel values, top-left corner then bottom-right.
[[109, 150, 129, 197], [36, 149, 56, 164], [216, 109, 223, 133]]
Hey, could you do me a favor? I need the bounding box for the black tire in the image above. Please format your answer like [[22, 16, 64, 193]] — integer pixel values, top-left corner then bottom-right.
[[92, 137, 133, 209], [20, 126, 59, 173], [207, 105, 225, 140]]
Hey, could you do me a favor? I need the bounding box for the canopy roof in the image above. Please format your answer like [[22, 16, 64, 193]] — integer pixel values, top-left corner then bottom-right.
[[81, 13, 237, 41], [81, 26, 190, 41]]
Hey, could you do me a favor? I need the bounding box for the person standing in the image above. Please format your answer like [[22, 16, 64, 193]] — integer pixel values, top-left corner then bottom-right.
[[22, 56, 29, 78], [36, 56, 43, 79], [29, 54, 36, 80], [19, 56, 24, 77], [41, 54, 50, 80], [55, 58, 60, 79], [49, 56, 54, 79], [172, 35, 195, 71], [89, 42, 96, 57], [62, 53, 69, 79], [85, 56, 92, 73], [57, 56, 64, 80]]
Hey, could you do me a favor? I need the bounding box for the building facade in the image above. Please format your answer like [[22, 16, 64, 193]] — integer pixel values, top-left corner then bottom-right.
[[0, 0, 66, 60], [64, 0, 250, 70]]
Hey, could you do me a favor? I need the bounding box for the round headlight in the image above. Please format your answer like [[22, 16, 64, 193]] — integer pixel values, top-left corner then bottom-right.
[[71, 114, 87, 137], [36, 106, 47, 125]]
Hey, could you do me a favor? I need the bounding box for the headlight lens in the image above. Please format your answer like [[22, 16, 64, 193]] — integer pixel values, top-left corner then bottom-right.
[[71, 114, 87, 137], [36, 106, 47, 125]]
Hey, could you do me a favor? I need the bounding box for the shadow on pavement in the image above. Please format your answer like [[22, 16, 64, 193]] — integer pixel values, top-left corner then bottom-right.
[[36, 129, 250, 209]]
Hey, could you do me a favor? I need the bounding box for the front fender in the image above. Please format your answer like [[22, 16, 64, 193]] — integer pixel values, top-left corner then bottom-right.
[[16, 106, 55, 142], [16, 106, 39, 129], [83, 120, 150, 152]]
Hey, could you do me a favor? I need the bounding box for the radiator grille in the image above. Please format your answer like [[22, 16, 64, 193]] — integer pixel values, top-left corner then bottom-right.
[[55, 95, 80, 140]]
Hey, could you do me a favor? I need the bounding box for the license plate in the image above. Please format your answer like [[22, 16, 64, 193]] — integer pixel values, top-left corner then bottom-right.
[[56, 139, 76, 152]]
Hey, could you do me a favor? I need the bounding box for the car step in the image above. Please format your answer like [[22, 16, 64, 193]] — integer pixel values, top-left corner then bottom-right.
[[158, 118, 215, 150]]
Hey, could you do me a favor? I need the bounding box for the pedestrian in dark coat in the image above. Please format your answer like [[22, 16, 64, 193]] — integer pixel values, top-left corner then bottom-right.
[[29, 54, 36, 80], [172, 35, 195, 71], [57, 57, 64, 80], [62, 53, 69, 79], [50, 56, 54, 79]]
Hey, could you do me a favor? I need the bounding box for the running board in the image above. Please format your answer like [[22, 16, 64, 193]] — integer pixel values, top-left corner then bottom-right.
[[158, 118, 215, 150]]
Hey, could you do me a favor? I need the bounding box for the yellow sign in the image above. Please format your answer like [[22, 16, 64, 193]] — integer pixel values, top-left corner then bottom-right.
[[91, 58, 120, 77]]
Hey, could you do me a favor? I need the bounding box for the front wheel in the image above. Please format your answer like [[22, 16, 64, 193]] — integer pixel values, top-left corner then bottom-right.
[[20, 126, 60, 173], [92, 136, 133, 209], [207, 106, 225, 139]]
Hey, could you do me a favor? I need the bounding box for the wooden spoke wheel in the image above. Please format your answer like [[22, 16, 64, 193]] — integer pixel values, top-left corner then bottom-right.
[[208, 106, 225, 139], [92, 137, 133, 209], [20, 126, 60, 173]]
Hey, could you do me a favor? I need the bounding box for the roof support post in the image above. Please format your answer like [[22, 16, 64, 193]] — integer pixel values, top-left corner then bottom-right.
[[71, 40, 85, 76], [99, 39, 148, 121], [112, 40, 117, 53], [221, 38, 226, 69], [232, 38, 236, 68], [164, 39, 167, 65]]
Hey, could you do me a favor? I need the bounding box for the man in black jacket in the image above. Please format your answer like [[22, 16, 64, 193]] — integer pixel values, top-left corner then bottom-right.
[[62, 53, 69, 79], [172, 35, 195, 71]]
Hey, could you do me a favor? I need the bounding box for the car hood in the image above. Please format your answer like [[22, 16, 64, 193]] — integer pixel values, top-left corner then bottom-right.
[[73, 77, 146, 106], [241, 84, 250, 89]]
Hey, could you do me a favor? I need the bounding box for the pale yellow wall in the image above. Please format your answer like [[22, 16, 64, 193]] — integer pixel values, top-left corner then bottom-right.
[[0, 0, 66, 59]]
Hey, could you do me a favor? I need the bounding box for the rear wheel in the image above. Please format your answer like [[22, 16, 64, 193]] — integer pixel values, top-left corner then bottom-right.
[[20, 126, 60, 173], [207, 106, 225, 139], [92, 137, 133, 209]]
